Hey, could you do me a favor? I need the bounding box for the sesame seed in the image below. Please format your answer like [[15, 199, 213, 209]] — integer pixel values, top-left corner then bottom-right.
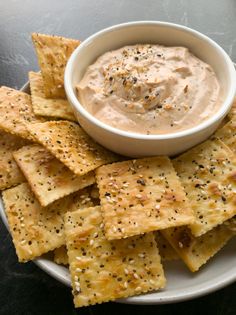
[[124, 268, 129, 275], [136, 194, 142, 199], [138, 253, 145, 258], [178, 241, 183, 248], [76, 268, 82, 272], [124, 281, 128, 289], [135, 286, 142, 292], [20, 240, 26, 245], [133, 273, 139, 279], [89, 239, 94, 246], [155, 204, 160, 210], [113, 226, 117, 232], [76, 256, 82, 261]]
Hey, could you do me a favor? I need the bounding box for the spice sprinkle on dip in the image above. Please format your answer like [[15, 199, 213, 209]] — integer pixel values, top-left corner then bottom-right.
[[76, 44, 222, 135]]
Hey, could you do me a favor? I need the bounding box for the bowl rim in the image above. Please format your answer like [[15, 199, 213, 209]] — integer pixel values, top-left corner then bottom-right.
[[65, 20, 236, 140]]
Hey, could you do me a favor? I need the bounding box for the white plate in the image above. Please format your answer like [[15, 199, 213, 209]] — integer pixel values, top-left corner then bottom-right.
[[0, 82, 235, 305]]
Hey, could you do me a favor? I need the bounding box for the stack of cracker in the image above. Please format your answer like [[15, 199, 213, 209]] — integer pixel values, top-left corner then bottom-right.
[[0, 33, 235, 309]]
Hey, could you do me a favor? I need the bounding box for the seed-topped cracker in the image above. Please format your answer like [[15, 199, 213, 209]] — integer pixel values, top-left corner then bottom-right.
[[155, 231, 179, 261], [31, 33, 80, 98], [173, 139, 236, 237], [65, 206, 166, 307], [29, 71, 76, 121], [0, 86, 45, 140], [27, 121, 119, 176], [96, 157, 194, 240], [0, 131, 29, 190], [214, 120, 236, 154], [161, 223, 234, 272], [54, 246, 68, 265], [13, 144, 95, 206]]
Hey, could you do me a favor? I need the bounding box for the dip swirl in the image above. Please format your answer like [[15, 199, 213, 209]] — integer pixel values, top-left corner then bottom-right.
[[76, 44, 221, 135]]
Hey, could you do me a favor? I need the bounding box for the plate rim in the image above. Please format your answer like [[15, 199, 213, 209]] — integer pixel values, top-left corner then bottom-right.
[[0, 80, 235, 305]]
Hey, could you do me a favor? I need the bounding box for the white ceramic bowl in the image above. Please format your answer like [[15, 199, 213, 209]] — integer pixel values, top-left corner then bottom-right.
[[65, 21, 236, 157]]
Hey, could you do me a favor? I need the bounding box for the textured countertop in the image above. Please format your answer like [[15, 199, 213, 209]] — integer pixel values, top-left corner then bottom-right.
[[0, 0, 236, 314]]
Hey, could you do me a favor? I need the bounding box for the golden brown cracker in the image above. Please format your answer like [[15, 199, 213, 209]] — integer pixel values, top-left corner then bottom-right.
[[65, 206, 166, 308], [3, 183, 71, 262], [161, 223, 234, 272], [0, 86, 44, 140], [96, 157, 194, 240], [13, 144, 95, 206], [27, 120, 119, 176], [173, 139, 236, 237], [31, 33, 80, 98]]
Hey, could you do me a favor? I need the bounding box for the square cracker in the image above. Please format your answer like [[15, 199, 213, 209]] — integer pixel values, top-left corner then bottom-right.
[[0, 131, 29, 190], [214, 120, 236, 154], [173, 139, 236, 237], [27, 120, 119, 176], [0, 86, 44, 140], [31, 33, 80, 98], [161, 223, 234, 272], [29, 71, 76, 121], [155, 232, 179, 261], [96, 156, 194, 240], [13, 144, 95, 206], [54, 246, 68, 265], [65, 206, 166, 308], [2, 183, 97, 262]]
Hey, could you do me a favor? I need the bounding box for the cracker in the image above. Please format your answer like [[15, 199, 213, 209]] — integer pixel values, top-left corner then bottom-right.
[[29, 71, 76, 121], [161, 223, 234, 272], [65, 206, 166, 308], [31, 33, 80, 98], [0, 131, 29, 190], [173, 139, 236, 237], [13, 144, 95, 206], [54, 246, 68, 265], [155, 232, 179, 261], [96, 156, 194, 240], [0, 86, 44, 140], [27, 121, 119, 176], [2, 183, 97, 262], [214, 120, 236, 154]]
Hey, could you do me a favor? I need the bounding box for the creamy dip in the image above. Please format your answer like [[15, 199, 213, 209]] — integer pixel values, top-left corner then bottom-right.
[[76, 44, 222, 135]]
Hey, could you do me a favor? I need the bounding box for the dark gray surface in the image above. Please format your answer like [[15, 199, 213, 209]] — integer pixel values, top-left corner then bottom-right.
[[0, 0, 236, 314]]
